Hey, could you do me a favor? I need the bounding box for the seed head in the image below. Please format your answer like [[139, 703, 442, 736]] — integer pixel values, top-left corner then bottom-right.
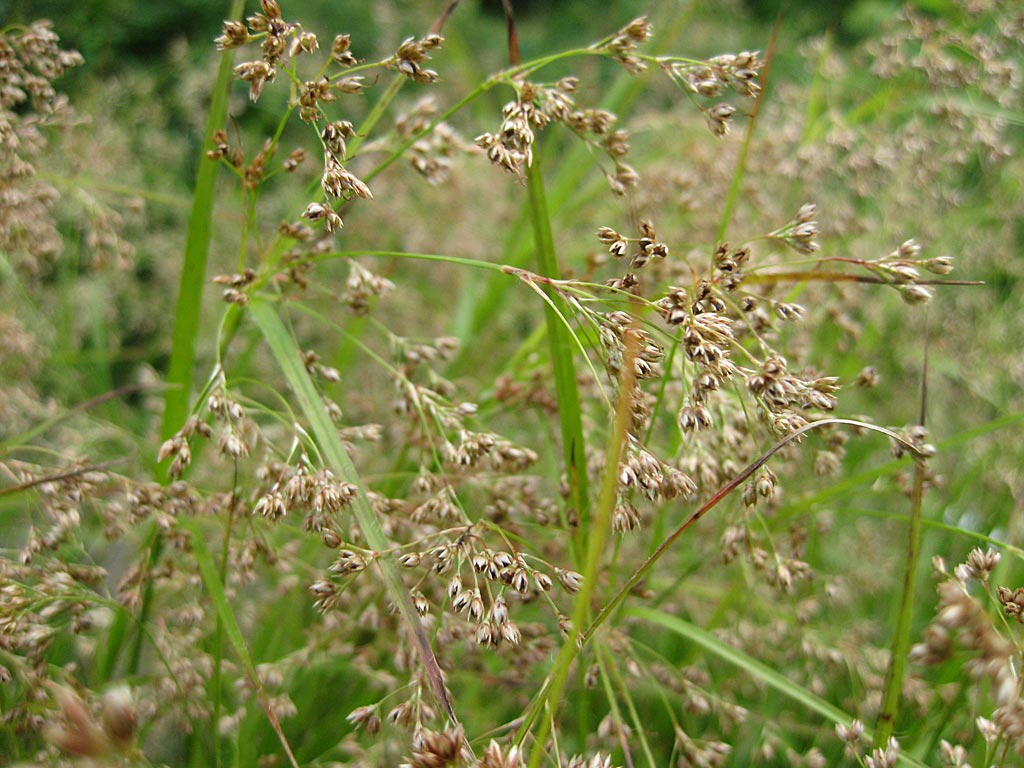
[[215, 21, 250, 50], [557, 568, 583, 593]]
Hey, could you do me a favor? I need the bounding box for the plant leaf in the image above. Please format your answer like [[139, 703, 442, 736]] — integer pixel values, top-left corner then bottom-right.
[[183, 517, 300, 768], [631, 606, 928, 768], [249, 298, 458, 724]]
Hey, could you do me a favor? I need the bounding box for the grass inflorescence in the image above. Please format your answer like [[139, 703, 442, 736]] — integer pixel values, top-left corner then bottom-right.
[[1, 1, 1023, 766]]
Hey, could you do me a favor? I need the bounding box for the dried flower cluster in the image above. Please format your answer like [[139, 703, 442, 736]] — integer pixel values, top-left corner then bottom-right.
[[218, 0, 319, 102], [476, 77, 637, 194], [215, 0, 441, 238], [660, 49, 763, 136], [0, 21, 83, 274], [600, 17, 654, 75], [911, 550, 1024, 757]]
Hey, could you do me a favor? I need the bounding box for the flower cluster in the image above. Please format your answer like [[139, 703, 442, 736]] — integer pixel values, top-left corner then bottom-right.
[[221, 0, 319, 102], [911, 550, 1024, 757], [390, 34, 445, 84], [0, 21, 84, 274], [477, 79, 637, 193], [661, 50, 763, 136], [600, 17, 654, 75]]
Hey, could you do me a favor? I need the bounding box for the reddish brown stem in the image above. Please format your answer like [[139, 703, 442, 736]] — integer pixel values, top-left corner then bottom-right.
[[744, 270, 982, 287], [580, 418, 925, 645], [501, 0, 521, 66], [430, 0, 461, 35]]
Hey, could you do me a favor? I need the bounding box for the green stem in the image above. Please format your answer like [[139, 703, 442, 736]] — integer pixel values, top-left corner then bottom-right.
[[348, 74, 405, 161], [601, 644, 657, 768], [521, 318, 639, 768], [121, 1, 246, 687], [874, 458, 926, 746], [249, 299, 461, 730], [210, 467, 238, 768]]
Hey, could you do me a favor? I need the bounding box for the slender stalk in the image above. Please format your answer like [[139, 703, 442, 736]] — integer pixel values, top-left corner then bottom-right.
[[186, 518, 300, 768], [875, 327, 931, 746], [601, 644, 657, 768], [113, 0, 248, 687], [581, 419, 927, 647], [714, 12, 780, 245], [742, 270, 981, 287], [210, 465, 239, 768], [633, 608, 929, 768], [594, 647, 637, 767], [522, 320, 639, 768]]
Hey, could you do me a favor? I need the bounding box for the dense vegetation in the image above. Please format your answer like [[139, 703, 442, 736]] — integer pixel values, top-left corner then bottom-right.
[[1, 1, 1022, 766]]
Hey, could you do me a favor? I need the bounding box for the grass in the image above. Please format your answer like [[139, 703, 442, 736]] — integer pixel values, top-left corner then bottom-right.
[[1, 1, 1023, 767]]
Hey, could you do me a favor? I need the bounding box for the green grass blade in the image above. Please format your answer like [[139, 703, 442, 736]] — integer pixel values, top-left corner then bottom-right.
[[600, 643, 656, 768], [526, 150, 590, 547], [876, 462, 925, 748], [249, 298, 458, 725], [131, 0, 245, 686], [630, 606, 928, 768], [159, 0, 246, 452], [876, 312, 930, 755], [182, 518, 300, 768]]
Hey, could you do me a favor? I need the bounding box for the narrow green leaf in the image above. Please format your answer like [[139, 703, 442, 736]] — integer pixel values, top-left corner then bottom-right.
[[182, 518, 299, 768], [134, 0, 246, 687], [182, 518, 256, 682], [877, 325, 931, 746], [523, 325, 638, 768], [526, 150, 590, 546], [249, 298, 458, 724], [631, 606, 928, 768], [875, 459, 925, 746], [160, 0, 246, 451]]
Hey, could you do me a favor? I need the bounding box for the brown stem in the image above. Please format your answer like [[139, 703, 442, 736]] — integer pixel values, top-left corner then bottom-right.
[[0, 460, 126, 498], [501, 0, 521, 66], [580, 418, 926, 645], [743, 270, 982, 287], [430, 0, 461, 35]]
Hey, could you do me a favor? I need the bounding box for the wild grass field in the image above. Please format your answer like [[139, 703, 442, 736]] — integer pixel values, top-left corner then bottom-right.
[[1, 0, 1022, 766]]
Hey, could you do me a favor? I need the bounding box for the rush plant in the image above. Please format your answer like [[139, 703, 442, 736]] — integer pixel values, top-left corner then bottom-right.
[[2, 2, 1022, 767]]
